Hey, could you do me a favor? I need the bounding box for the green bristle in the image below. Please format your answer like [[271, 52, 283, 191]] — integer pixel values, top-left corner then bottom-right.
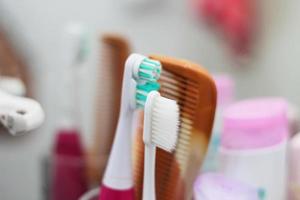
[[136, 82, 160, 108], [138, 58, 162, 82]]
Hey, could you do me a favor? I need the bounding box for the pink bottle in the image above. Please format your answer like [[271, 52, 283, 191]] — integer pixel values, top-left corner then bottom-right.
[[219, 98, 288, 200], [202, 75, 235, 172]]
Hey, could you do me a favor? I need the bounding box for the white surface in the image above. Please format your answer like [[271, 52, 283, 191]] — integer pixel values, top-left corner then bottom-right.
[[219, 142, 288, 200], [0, 0, 299, 199]]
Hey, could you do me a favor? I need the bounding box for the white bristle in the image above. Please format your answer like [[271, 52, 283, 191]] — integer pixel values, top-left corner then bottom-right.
[[151, 96, 180, 152]]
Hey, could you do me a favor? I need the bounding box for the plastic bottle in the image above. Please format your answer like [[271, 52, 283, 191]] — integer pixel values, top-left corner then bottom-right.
[[219, 98, 288, 200], [202, 75, 235, 172]]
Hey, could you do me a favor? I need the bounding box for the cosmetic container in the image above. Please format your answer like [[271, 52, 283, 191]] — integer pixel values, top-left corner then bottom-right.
[[219, 98, 288, 200]]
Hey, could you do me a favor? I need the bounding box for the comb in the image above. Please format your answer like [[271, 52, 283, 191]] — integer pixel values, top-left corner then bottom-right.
[[0, 29, 32, 97], [133, 55, 216, 200], [86, 33, 131, 186]]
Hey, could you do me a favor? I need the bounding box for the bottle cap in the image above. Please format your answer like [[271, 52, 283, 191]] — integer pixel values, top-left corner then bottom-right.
[[222, 98, 288, 150]]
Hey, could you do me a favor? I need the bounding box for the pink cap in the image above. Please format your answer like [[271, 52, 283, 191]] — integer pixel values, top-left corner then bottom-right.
[[213, 75, 235, 107], [222, 98, 288, 150]]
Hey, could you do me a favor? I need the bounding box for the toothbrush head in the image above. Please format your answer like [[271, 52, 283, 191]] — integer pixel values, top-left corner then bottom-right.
[[130, 53, 162, 82], [144, 91, 180, 152], [136, 82, 160, 108], [126, 53, 162, 108], [137, 57, 161, 82]]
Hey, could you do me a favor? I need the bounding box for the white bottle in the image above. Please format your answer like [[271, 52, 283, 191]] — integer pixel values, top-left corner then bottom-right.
[[219, 98, 288, 200]]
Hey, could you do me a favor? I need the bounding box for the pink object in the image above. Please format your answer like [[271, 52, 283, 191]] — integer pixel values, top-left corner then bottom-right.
[[220, 0, 255, 55], [213, 75, 235, 107], [54, 130, 84, 156], [195, 0, 256, 55], [222, 98, 289, 150], [51, 130, 87, 200], [198, 0, 225, 24], [99, 185, 135, 200]]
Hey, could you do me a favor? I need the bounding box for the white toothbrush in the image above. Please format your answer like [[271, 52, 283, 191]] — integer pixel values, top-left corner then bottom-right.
[[99, 53, 161, 200], [143, 91, 180, 200], [0, 89, 45, 136], [58, 23, 90, 129]]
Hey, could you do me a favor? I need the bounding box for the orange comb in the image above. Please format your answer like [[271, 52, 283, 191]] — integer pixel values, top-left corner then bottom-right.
[[134, 55, 216, 200]]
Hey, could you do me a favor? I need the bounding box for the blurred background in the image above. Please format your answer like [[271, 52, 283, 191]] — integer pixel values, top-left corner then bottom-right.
[[0, 0, 299, 199]]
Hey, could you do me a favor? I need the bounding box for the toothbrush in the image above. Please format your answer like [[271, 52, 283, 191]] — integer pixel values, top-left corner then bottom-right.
[[0, 88, 45, 135], [143, 91, 179, 200], [99, 53, 161, 200], [51, 23, 90, 200]]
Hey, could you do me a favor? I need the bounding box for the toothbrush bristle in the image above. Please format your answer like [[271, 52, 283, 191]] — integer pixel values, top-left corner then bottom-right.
[[151, 96, 180, 152], [138, 58, 162, 82], [136, 82, 160, 108]]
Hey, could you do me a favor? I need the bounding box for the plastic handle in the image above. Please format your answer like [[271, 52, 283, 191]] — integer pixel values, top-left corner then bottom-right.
[[102, 59, 136, 190], [102, 110, 134, 189], [99, 184, 135, 200], [143, 145, 156, 200]]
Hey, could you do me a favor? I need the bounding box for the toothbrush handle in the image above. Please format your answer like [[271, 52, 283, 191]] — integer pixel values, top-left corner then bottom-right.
[[99, 184, 135, 200], [143, 145, 156, 200], [102, 110, 134, 189]]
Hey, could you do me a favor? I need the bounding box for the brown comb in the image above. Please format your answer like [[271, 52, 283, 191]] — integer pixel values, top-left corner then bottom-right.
[[0, 29, 32, 97], [86, 33, 131, 186], [133, 55, 216, 200]]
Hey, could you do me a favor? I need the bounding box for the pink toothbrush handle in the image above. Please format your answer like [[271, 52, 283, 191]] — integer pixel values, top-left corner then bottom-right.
[[99, 184, 135, 200]]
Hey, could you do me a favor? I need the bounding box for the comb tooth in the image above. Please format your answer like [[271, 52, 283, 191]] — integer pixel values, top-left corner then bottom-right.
[[160, 80, 181, 90], [180, 122, 193, 130], [160, 78, 199, 95], [177, 136, 190, 147], [160, 78, 199, 96], [161, 71, 200, 89], [181, 112, 193, 120], [181, 117, 193, 125], [160, 91, 198, 109], [160, 86, 199, 107]]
